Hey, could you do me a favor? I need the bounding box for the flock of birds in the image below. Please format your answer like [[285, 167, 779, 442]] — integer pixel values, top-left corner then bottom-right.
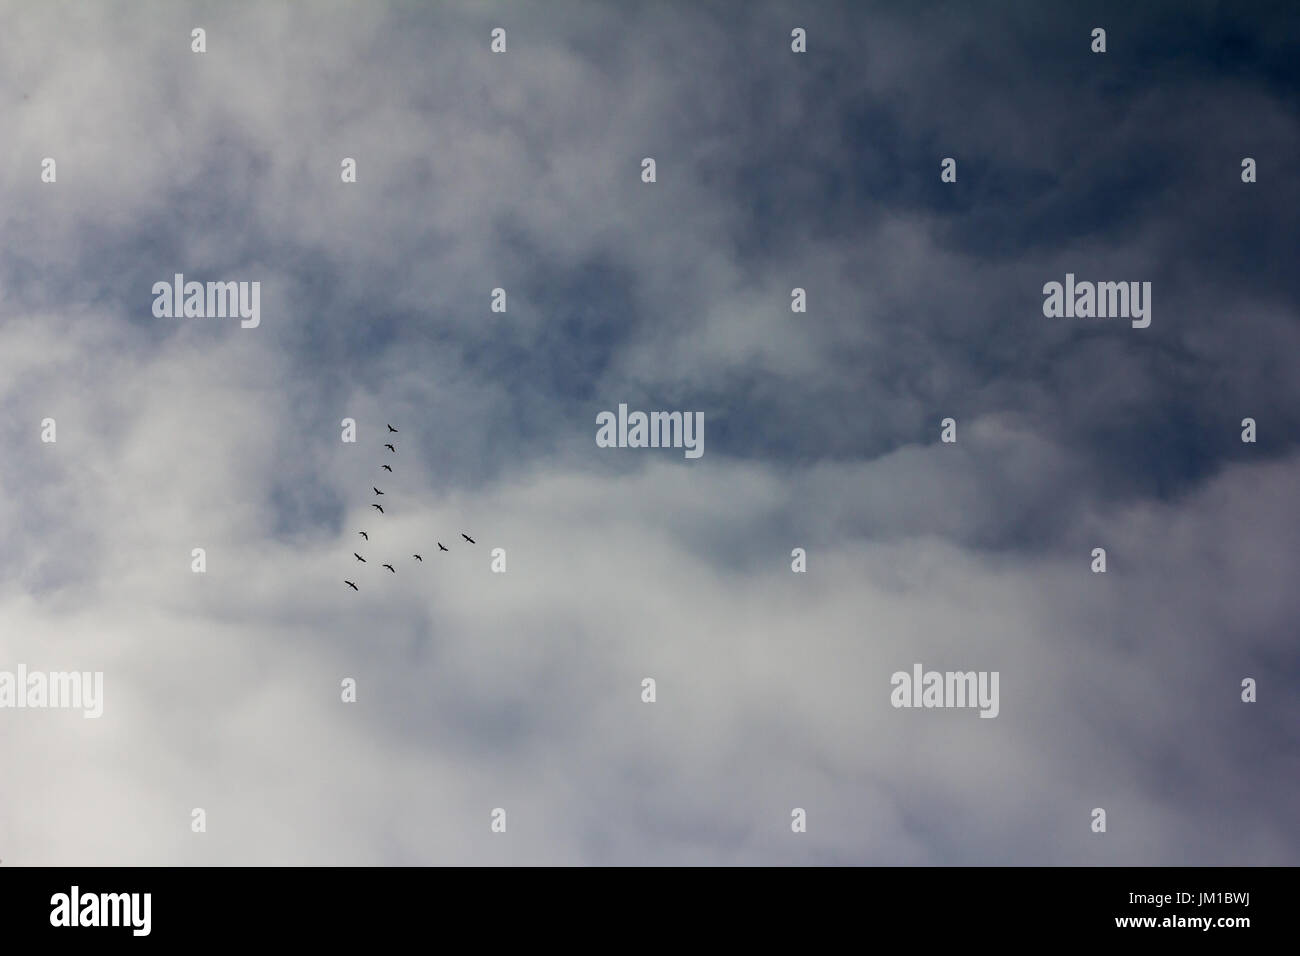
[[344, 424, 475, 592]]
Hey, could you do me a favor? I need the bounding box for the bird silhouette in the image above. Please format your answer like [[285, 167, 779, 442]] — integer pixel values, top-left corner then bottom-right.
[[461, 533, 476, 544], [387, 424, 398, 433], [381, 464, 392, 472], [437, 542, 449, 552], [413, 554, 423, 561], [373, 487, 384, 495], [345, 580, 359, 591], [384, 443, 396, 453], [358, 531, 368, 540], [372, 504, 384, 513], [382, 564, 396, 573], [353, 553, 366, 563]]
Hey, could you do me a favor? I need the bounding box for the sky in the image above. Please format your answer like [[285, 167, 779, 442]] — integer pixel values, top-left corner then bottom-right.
[[1, 0, 1297, 865]]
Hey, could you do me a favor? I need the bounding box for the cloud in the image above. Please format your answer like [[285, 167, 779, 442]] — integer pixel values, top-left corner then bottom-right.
[[1, 0, 1295, 864]]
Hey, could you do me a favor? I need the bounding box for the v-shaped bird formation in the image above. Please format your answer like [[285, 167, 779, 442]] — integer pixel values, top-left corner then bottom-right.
[[344, 424, 476, 591]]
